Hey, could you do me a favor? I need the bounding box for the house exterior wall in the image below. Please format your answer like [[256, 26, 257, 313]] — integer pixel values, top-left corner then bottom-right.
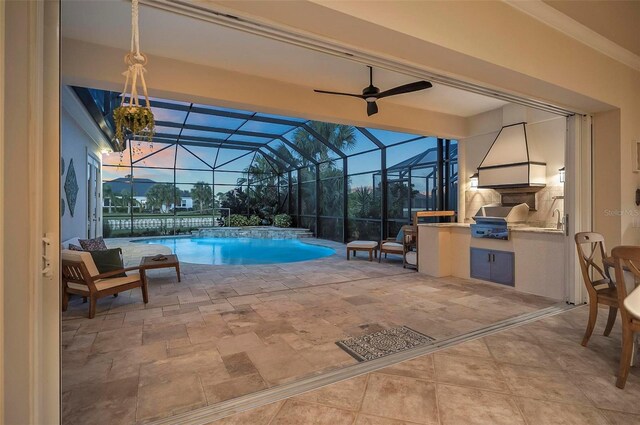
[[60, 103, 103, 241]]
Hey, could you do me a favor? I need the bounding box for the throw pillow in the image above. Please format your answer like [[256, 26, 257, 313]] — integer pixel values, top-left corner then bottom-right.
[[79, 236, 108, 251], [68, 244, 84, 251], [89, 248, 126, 278], [395, 228, 405, 243]]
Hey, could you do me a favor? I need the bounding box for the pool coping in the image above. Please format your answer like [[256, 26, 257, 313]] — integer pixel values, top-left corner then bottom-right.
[[124, 235, 341, 250]]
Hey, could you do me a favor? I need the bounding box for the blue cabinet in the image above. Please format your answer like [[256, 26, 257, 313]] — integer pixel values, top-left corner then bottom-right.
[[470, 248, 492, 280], [470, 248, 514, 286]]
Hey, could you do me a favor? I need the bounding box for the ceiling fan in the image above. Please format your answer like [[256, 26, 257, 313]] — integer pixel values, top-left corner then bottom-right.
[[314, 66, 432, 116]]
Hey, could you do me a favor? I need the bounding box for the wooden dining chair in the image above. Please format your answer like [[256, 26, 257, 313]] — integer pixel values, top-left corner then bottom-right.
[[611, 246, 640, 389], [575, 232, 617, 347]]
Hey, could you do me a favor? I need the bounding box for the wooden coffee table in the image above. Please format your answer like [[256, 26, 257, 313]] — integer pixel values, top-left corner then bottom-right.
[[140, 254, 181, 282]]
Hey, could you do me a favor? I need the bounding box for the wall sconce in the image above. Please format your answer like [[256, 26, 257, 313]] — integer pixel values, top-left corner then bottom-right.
[[559, 167, 565, 183], [470, 172, 479, 189]]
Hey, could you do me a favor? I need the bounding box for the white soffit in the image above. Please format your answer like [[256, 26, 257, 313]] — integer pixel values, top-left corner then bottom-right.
[[140, 0, 578, 116], [61, 0, 506, 117], [506, 0, 640, 71]]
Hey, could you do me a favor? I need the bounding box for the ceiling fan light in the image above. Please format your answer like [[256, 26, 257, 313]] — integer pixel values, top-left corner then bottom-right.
[[365, 97, 377, 102]]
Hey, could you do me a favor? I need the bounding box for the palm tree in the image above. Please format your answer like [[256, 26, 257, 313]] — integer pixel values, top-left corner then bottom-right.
[[190, 181, 213, 214], [292, 121, 356, 166], [237, 152, 287, 217], [146, 183, 180, 213], [349, 186, 374, 218], [249, 148, 295, 176], [289, 122, 356, 217], [120, 189, 136, 214]]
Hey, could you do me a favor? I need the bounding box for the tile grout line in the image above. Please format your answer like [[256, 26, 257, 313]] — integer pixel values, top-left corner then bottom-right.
[[434, 381, 442, 425], [143, 302, 575, 425], [355, 372, 370, 417], [265, 398, 286, 425], [354, 410, 424, 425], [512, 394, 532, 425], [66, 268, 414, 320]]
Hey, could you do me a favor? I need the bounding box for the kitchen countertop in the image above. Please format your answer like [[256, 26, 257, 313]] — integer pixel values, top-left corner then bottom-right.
[[418, 223, 470, 228], [417, 223, 564, 235]]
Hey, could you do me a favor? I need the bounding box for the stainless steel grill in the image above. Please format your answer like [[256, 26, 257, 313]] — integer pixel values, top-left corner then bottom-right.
[[471, 203, 529, 241]]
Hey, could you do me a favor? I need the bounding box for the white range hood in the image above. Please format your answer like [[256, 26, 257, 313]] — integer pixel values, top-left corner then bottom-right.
[[477, 122, 546, 190]]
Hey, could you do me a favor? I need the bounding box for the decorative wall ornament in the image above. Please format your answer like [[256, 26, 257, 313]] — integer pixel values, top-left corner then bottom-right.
[[60, 199, 66, 217], [113, 0, 154, 153], [64, 159, 79, 217], [60, 157, 65, 176]]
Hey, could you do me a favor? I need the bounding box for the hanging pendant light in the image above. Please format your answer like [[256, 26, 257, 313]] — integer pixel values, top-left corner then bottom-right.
[[113, 0, 155, 153]]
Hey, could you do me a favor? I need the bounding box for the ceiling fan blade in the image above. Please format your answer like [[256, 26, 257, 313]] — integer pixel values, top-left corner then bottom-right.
[[376, 81, 432, 99], [314, 89, 364, 99], [367, 101, 378, 116]]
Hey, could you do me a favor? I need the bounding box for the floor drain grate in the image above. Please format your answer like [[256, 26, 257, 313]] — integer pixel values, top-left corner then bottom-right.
[[336, 326, 435, 362]]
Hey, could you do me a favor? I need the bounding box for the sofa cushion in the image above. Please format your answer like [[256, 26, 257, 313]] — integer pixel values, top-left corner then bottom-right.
[[381, 241, 404, 252], [79, 236, 108, 251], [68, 273, 141, 292], [68, 244, 84, 251], [89, 248, 126, 278]]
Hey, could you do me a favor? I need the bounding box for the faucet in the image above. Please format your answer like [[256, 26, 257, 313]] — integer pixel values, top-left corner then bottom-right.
[[553, 208, 563, 230]]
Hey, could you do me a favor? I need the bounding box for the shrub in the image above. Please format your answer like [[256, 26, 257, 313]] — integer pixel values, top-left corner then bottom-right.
[[247, 215, 262, 226], [229, 214, 249, 227], [273, 214, 292, 228]]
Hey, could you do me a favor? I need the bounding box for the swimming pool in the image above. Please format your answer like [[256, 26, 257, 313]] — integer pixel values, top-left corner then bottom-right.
[[134, 237, 335, 265]]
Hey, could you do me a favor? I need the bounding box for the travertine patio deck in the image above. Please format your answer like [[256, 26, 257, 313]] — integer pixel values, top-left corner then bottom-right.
[[211, 305, 640, 425], [61, 238, 556, 424]]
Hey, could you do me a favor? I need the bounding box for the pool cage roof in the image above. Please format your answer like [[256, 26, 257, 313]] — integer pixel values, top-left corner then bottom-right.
[[77, 86, 459, 242], [74, 86, 448, 174]]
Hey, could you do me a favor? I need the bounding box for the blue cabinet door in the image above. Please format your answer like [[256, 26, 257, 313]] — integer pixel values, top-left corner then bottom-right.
[[490, 250, 515, 286], [470, 248, 491, 281]]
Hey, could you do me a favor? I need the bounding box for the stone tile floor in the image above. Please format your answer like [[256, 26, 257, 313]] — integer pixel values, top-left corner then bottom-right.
[[210, 305, 640, 425], [61, 239, 556, 424]]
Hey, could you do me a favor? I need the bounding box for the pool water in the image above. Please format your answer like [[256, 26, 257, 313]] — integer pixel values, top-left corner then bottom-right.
[[134, 237, 335, 265]]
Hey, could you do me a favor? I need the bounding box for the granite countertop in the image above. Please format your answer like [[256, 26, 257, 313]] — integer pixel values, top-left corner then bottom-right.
[[417, 223, 564, 235]]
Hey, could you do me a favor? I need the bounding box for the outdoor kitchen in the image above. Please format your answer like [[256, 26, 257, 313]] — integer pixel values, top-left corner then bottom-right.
[[417, 105, 567, 301]]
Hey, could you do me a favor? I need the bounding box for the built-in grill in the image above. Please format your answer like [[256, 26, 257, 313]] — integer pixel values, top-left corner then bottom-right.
[[471, 203, 529, 241]]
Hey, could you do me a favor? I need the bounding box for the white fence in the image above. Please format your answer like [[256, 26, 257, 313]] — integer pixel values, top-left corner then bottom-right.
[[106, 208, 231, 232]]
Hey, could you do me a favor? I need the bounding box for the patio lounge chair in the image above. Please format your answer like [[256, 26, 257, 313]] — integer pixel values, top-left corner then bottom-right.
[[61, 249, 149, 318], [379, 225, 414, 266]]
